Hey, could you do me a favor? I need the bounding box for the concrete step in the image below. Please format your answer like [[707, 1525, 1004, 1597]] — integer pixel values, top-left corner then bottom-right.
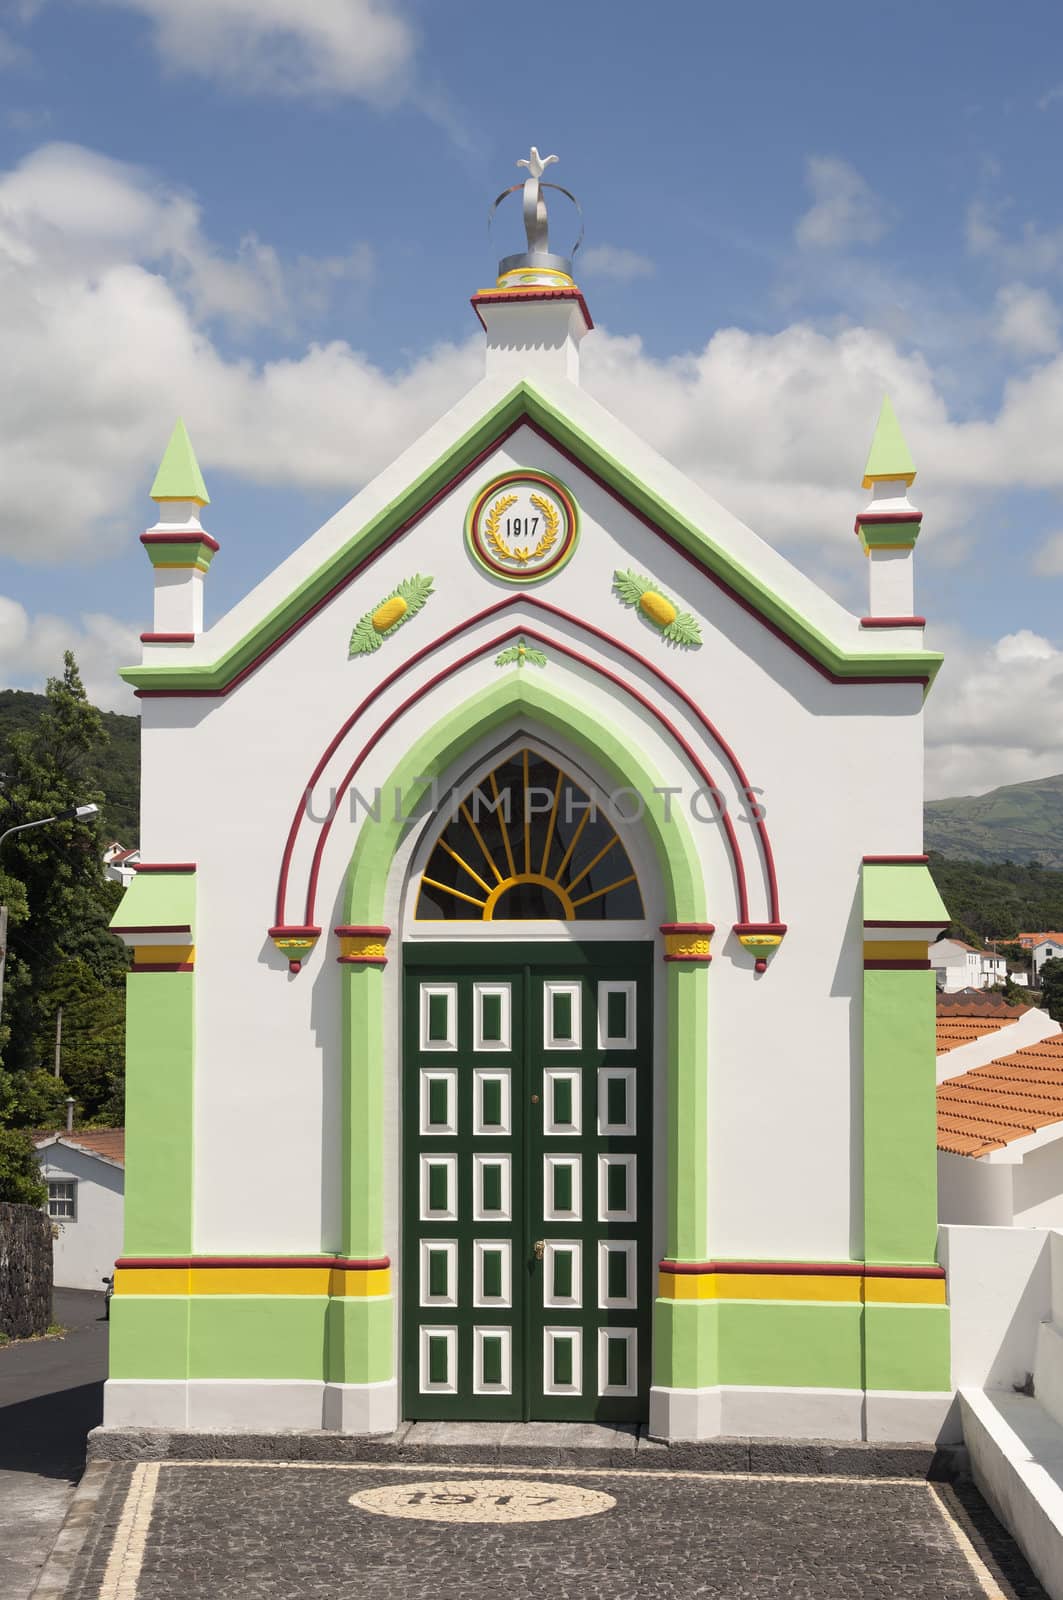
[[961, 1386, 1063, 1600]]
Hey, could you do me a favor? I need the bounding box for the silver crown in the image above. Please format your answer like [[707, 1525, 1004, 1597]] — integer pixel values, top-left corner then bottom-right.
[[489, 147, 583, 288]]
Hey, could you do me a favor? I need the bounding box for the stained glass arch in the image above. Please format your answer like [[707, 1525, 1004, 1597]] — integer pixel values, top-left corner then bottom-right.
[[416, 748, 644, 922]]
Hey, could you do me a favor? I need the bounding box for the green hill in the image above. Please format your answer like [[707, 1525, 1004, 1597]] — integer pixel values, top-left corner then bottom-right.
[[924, 772, 1063, 869], [0, 689, 140, 844]]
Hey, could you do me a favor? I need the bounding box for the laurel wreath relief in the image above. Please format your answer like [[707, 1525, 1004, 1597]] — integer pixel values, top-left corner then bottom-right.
[[483, 491, 560, 565]]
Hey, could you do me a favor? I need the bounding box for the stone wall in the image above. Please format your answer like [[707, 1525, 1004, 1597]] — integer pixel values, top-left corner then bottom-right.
[[0, 1201, 53, 1339]]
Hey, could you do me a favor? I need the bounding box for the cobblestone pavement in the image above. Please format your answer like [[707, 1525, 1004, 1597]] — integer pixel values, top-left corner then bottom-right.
[[59, 1460, 1050, 1600]]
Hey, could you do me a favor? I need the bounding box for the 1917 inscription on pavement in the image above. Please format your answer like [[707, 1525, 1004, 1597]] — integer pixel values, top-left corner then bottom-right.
[[65, 1462, 1048, 1600], [350, 1477, 616, 1523]]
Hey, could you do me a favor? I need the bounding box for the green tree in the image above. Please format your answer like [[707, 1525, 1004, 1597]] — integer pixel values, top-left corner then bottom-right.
[[1039, 956, 1063, 1025], [0, 1127, 47, 1206], [0, 654, 127, 1103]]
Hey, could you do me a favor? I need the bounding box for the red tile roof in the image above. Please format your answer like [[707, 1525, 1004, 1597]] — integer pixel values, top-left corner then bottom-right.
[[33, 1129, 125, 1167], [935, 992, 1032, 1055], [937, 1036, 1063, 1157]]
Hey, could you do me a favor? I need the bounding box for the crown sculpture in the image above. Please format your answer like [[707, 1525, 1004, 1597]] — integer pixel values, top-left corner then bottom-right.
[[490, 146, 583, 289]]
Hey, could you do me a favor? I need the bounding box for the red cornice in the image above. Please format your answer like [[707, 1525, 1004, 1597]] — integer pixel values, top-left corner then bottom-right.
[[141, 531, 221, 551], [268, 924, 322, 939], [130, 962, 194, 973], [334, 925, 392, 937], [733, 922, 788, 935], [862, 854, 928, 865], [470, 287, 594, 332], [141, 632, 196, 644], [854, 512, 924, 526], [860, 617, 926, 629], [658, 1259, 944, 1279], [111, 924, 192, 935], [864, 958, 931, 970], [659, 923, 716, 934], [864, 919, 947, 928], [115, 1255, 391, 1271], [133, 863, 197, 873]]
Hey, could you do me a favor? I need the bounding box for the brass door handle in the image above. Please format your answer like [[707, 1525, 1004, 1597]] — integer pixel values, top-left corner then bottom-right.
[[533, 1239, 546, 1261]]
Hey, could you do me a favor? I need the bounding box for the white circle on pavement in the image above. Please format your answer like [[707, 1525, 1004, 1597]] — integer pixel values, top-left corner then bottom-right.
[[349, 1478, 615, 1524]]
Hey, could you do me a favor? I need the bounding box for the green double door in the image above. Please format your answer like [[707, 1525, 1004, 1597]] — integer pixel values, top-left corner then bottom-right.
[[403, 942, 653, 1422]]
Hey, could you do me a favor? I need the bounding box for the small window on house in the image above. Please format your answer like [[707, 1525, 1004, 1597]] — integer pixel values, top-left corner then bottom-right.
[[47, 1181, 76, 1220]]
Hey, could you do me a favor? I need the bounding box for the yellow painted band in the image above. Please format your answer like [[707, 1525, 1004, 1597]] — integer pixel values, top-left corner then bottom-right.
[[863, 1276, 946, 1305], [114, 1266, 392, 1297], [863, 941, 928, 961], [657, 1272, 945, 1305], [663, 932, 711, 959], [338, 937, 388, 962], [132, 945, 195, 966]]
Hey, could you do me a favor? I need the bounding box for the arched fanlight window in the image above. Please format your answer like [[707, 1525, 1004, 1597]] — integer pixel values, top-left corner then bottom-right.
[[416, 749, 644, 921]]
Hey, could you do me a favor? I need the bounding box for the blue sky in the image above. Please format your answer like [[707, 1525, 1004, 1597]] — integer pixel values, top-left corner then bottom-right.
[[3, 0, 1063, 795]]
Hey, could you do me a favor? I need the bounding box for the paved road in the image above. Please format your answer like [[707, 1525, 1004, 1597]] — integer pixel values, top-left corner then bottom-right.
[[61, 1460, 1050, 1600], [0, 1289, 108, 1600]]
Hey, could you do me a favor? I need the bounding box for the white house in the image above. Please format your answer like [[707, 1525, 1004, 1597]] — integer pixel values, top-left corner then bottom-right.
[[1033, 936, 1063, 976], [930, 938, 1007, 993], [103, 843, 140, 889], [33, 1131, 125, 1292]]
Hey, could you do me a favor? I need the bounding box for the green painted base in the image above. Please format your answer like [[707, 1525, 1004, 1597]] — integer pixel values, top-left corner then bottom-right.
[[110, 1296, 394, 1384], [652, 1298, 950, 1393]]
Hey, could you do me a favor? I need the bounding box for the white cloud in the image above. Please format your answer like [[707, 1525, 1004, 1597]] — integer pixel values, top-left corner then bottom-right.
[[580, 245, 654, 282], [1033, 531, 1063, 576], [0, 597, 139, 711], [96, 0, 415, 101], [795, 157, 889, 251], [967, 198, 1063, 277], [992, 282, 1060, 355], [925, 627, 1063, 797]]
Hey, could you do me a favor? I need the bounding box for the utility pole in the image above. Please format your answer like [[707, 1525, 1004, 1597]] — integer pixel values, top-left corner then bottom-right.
[[0, 803, 100, 1025], [54, 1006, 62, 1078]]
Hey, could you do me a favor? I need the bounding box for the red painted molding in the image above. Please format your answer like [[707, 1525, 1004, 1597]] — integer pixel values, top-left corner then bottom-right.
[[133, 863, 197, 873], [733, 922, 788, 936], [134, 408, 932, 706], [860, 617, 926, 629], [658, 1259, 945, 1279], [470, 287, 594, 332], [854, 512, 924, 526], [130, 962, 194, 973], [299, 623, 753, 929], [864, 958, 931, 970], [267, 924, 322, 939], [338, 955, 388, 966], [111, 924, 192, 935], [272, 598, 780, 932], [334, 925, 392, 938], [663, 953, 712, 964], [862, 854, 928, 865], [141, 632, 197, 643], [115, 1255, 391, 1271], [141, 530, 221, 551], [659, 922, 716, 935], [864, 919, 947, 928]]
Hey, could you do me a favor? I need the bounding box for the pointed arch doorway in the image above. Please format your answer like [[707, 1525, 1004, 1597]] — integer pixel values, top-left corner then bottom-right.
[[402, 743, 654, 1422]]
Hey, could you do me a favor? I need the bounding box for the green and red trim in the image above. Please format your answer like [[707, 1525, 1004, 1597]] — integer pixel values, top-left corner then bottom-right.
[[119, 384, 941, 697]]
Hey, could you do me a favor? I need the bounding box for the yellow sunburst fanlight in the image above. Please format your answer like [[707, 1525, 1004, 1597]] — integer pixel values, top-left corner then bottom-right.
[[416, 749, 643, 922]]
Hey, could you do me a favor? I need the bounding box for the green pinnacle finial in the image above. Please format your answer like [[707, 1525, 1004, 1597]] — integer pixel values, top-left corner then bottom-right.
[[861, 395, 916, 489], [150, 418, 210, 505]]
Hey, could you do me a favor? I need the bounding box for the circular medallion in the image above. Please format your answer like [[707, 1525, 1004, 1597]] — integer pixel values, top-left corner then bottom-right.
[[466, 472, 578, 583], [349, 1477, 615, 1525]]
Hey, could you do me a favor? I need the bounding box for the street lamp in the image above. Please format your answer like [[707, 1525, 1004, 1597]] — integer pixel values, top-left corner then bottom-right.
[[0, 803, 100, 1024]]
